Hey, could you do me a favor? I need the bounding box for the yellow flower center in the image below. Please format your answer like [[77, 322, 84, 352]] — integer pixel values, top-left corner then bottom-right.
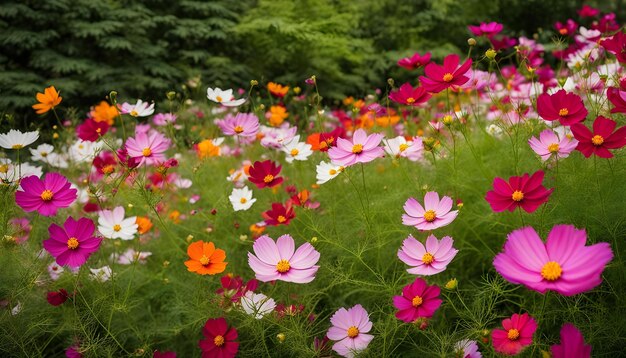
[[412, 295, 423, 307], [0, 164, 7, 173], [276, 259, 291, 273], [142, 147, 152, 157], [399, 143, 409, 152], [277, 215, 287, 223], [234, 125, 244, 133], [591, 135, 604, 146], [199, 255, 211, 266], [558, 108, 569, 117], [443, 73, 454, 82], [102, 165, 115, 174], [12, 144, 23, 149], [329, 169, 337, 175], [213, 335, 225, 346], [406, 97, 416, 104], [352, 144, 363, 154], [263, 174, 274, 183], [423, 210, 436, 222], [511, 190, 524, 202], [541, 261, 562, 281], [113, 224, 122, 232], [547, 143, 560, 153], [40, 190, 54, 201], [216, 96, 223, 103], [240, 197, 247, 204], [41, 152, 48, 157], [130, 110, 139, 117], [290, 148, 299, 156], [422, 252, 434, 265], [347, 326, 359, 338], [67, 237, 79, 250], [507, 328, 520, 340]]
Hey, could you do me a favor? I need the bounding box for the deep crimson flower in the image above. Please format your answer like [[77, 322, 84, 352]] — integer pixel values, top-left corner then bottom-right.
[[15, 173, 78, 216], [468, 22, 503, 37], [492, 36, 518, 51], [485, 171, 553, 213], [491, 313, 537, 355], [554, 19, 577, 36], [248, 160, 283, 189], [571, 116, 626, 158], [275, 303, 305, 319], [93, 151, 117, 175], [215, 275, 258, 302], [77, 118, 109, 142], [46, 289, 69, 306], [153, 351, 176, 358], [397, 52, 431, 70], [198, 318, 238, 358], [389, 83, 432, 106], [607, 85, 626, 113], [262, 202, 295, 226], [117, 147, 141, 169], [577, 5, 599, 18], [420, 54, 472, 93], [601, 32, 626, 63], [536, 89, 588, 125], [393, 277, 442, 322], [551, 323, 592, 358], [594, 13, 619, 33]]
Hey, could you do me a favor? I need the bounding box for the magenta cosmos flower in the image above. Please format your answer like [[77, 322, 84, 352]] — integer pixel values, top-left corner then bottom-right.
[[551, 323, 591, 358], [607, 85, 626, 114], [468, 21, 504, 37], [393, 277, 442, 322], [537, 89, 588, 125], [570, 116, 626, 158], [402, 191, 458, 231], [389, 83, 432, 106], [397, 52, 431, 70], [15, 173, 77, 216], [327, 304, 374, 358], [528, 129, 577, 161], [125, 131, 171, 166], [328, 128, 384, 167], [419, 54, 472, 93], [397, 234, 458, 275], [43, 217, 102, 268], [198, 317, 239, 358], [485, 171, 553, 213], [491, 313, 537, 356], [493, 225, 613, 296], [217, 113, 259, 137], [247, 234, 320, 283]]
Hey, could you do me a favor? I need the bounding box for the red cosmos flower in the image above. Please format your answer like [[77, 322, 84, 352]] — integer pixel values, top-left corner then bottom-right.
[[306, 127, 346, 152], [571, 116, 626, 158], [397, 52, 431, 70], [554, 19, 577, 36], [491, 313, 537, 356], [288, 189, 320, 209], [577, 5, 599, 18], [468, 22, 503, 37], [215, 275, 258, 303], [248, 160, 283, 189], [606, 80, 626, 113], [485, 171, 553, 213], [93, 151, 117, 175], [601, 32, 626, 63], [198, 318, 238, 358], [389, 83, 432, 106], [536, 89, 588, 125], [46, 289, 70, 306], [77, 118, 109, 142], [492, 36, 518, 51], [420, 54, 472, 93], [153, 351, 176, 358], [262, 202, 295, 226]]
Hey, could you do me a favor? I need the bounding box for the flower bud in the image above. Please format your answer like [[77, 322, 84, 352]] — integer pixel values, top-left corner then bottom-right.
[[250, 80, 258, 86], [166, 91, 176, 100], [485, 49, 497, 60], [109, 91, 118, 104], [442, 115, 454, 126], [467, 38, 477, 46], [276, 333, 286, 343], [445, 278, 458, 290], [387, 78, 395, 86]]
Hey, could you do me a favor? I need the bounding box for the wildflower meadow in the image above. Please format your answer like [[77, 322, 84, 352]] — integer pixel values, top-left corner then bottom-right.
[[2, 3, 626, 357]]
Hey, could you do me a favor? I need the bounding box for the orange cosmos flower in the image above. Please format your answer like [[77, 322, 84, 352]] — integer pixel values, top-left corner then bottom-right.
[[32, 86, 62, 114], [249, 223, 266, 238], [267, 105, 288, 126], [135, 216, 153, 234], [196, 139, 221, 158], [91, 101, 119, 125], [184, 240, 227, 275], [267, 82, 289, 98]]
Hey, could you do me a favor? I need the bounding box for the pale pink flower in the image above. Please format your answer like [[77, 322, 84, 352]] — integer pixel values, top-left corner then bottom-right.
[[125, 131, 171, 166], [528, 129, 578, 161], [402, 192, 458, 231], [398, 234, 458, 275], [327, 304, 374, 358], [328, 128, 384, 167], [248, 234, 320, 283]]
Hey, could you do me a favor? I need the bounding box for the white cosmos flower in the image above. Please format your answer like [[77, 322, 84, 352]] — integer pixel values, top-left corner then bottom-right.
[[121, 99, 155, 117], [90, 266, 113, 282], [110, 248, 152, 265], [207, 87, 246, 107], [29, 143, 55, 162], [173, 177, 192, 189], [383, 136, 423, 161], [229, 186, 256, 211], [69, 140, 102, 163], [0, 161, 43, 184], [282, 135, 313, 163], [0, 129, 39, 150], [241, 291, 276, 319], [315, 161, 343, 185], [48, 262, 64, 281], [45, 152, 69, 168], [98, 206, 138, 240]]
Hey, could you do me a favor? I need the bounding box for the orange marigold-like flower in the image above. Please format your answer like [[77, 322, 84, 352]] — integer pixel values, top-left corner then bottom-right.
[[196, 139, 221, 158], [91, 101, 119, 125], [267, 105, 288, 127], [135, 216, 153, 234], [267, 82, 289, 98], [32, 86, 62, 114], [185, 240, 227, 275]]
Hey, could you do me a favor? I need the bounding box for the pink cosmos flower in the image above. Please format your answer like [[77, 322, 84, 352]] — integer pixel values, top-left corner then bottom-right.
[[327, 128, 384, 167], [397, 234, 458, 275], [468, 22, 503, 37], [551, 323, 591, 358], [455, 339, 482, 358], [43, 217, 102, 268], [327, 304, 374, 358], [420, 54, 473, 93], [247, 234, 320, 283], [125, 131, 171, 166], [15, 173, 77, 216], [528, 129, 577, 161], [491, 313, 537, 355], [402, 191, 458, 231], [485, 171, 553, 213], [393, 277, 442, 322], [493, 225, 613, 296], [397, 52, 431, 70], [217, 113, 260, 137], [536, 89, 588, 125], [389, 83, 432, 106]]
